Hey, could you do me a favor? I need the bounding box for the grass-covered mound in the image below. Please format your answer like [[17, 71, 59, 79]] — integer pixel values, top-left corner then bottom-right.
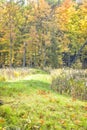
[[0, 69, 87, 130]]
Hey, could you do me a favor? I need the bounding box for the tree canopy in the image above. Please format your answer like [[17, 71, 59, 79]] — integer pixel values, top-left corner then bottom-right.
[[0, 0, 87, 68]]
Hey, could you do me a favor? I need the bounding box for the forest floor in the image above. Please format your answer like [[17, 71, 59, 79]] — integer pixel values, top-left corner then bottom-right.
[[0, 69, 87, 130]]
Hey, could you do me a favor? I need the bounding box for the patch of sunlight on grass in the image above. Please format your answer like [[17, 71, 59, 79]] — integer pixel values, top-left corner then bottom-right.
[[23, 74, 51, 83]]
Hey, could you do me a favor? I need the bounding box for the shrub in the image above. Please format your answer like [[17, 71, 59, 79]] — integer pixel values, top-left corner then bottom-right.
[[51, 69, 87, 100], [0, 76, 6, 81], [13, 71, 20, 78]]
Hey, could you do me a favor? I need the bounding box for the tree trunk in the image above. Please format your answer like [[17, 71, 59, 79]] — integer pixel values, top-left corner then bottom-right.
[[9, 30, 13, 68], [23, 42, 26, 67]]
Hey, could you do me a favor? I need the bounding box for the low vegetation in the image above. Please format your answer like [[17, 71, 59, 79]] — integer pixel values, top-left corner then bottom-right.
[[0, 68, 47, 81], [51, 69, 87, 100], [0, 68, 87, 130]]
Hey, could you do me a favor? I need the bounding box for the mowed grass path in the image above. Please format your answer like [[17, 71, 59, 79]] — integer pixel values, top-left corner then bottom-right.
[[0, 72, 87, 130]]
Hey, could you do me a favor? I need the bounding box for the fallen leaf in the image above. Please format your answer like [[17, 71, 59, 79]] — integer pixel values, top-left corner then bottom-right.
[[74, 120, 81, 125], [0, 118, 5, 124], [40, 119, 44, 125]]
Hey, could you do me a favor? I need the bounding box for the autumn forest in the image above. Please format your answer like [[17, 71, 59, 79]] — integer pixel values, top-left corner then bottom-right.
[[0, 0, 87, 69]]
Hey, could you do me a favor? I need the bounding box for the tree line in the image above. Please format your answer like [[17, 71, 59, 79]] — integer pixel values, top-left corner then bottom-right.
[[0, 0, 87, 68]]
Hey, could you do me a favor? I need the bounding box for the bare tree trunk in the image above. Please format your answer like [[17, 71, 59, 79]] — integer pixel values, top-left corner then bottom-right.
[[9, 2, 13, 68], [9, 29, 13, 68], [23, 42, 26, 67]]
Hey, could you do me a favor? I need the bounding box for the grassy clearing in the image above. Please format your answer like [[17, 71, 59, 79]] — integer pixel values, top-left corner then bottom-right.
[[0, 69, 87, 130]]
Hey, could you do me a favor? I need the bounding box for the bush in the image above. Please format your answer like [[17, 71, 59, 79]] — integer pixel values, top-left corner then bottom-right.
[[51, 69, 87, 100], [0, 76, 6, 81]]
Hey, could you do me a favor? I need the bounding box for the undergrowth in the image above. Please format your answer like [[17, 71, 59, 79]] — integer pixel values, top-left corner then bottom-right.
[[51, 69, 87, 100]]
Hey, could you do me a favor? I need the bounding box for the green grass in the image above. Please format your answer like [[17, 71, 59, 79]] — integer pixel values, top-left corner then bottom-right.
[[0, 71, 87, 130]]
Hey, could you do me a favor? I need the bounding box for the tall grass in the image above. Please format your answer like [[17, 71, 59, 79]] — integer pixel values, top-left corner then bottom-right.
[[0, 68, 47, 81], [51, 68, 87, 100]]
